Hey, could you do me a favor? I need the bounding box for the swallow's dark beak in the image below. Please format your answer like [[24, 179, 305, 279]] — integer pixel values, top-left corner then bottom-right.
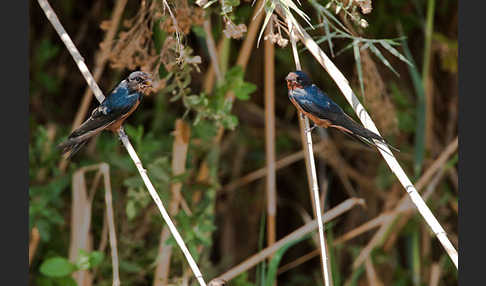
[[143, 78, 153, 87]]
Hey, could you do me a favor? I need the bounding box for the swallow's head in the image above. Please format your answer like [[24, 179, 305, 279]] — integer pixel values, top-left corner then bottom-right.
[[285, 70, 312, 90], [127, 71, 153, 94]]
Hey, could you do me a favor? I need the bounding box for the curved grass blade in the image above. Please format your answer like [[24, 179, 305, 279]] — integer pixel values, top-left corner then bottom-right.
[[265, 234, 311, 286], [256, 0, 276, 47]]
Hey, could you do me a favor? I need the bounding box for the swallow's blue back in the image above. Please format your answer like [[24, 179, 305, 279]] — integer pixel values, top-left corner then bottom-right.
[[290, 84, 344, 119], [101, 81, 142, 113]]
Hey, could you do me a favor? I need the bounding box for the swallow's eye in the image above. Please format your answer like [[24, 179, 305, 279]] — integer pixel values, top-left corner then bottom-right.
[[135, 76, 143, 82]]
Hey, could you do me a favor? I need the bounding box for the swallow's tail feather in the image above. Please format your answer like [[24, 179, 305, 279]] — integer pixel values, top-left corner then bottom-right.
[[333, 114, 400, 153], [58, 137, 89, 159]]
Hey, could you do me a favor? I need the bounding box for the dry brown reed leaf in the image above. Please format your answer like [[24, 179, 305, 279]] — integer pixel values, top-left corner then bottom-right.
[[360, 50, 399, 135]]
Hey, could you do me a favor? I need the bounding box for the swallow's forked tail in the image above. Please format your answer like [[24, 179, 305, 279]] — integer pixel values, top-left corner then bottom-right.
[[334, 114, 400, 154], [57, 136, 90, 159]]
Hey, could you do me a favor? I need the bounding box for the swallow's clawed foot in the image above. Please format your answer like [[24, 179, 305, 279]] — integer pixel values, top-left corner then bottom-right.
[[118, 127, 127, 139], [305, 125, 317, 133]]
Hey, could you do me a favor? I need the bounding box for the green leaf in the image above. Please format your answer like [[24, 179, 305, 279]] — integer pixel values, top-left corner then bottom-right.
[[40, 257, 76, 277], [126, 199, 137, 220], [222, 115, 238, 130], [119, 260, 143, 273], [89, 251, 105, 267], [76, 249, 90, 270], [234, 82, 256, 100]]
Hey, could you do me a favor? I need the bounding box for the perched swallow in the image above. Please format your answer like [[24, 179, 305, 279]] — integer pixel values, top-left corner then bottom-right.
[[59, 71, 153, 158], [285, 71, 398, 152]]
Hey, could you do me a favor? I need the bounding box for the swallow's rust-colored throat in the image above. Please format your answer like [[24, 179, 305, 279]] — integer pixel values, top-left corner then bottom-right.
[[286, 80, 303, 90]]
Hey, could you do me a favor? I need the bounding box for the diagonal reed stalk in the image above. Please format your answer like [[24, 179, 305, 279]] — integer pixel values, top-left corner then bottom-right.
[[287, 17, 331, 286], [286, 15, 458, 269], [37, 0, 207, 284]]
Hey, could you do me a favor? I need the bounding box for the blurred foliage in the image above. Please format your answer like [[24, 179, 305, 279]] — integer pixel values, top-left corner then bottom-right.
[[30, 0, 457, 285]]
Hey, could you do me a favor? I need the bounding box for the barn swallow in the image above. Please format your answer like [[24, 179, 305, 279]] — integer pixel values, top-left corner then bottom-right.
[[58, 71, 153, 158], [286, 71, 398, 152]]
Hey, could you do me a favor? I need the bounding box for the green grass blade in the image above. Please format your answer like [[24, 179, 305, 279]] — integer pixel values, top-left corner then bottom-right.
[[380, 41, 413, 67], [265, 234, 311, 286], [347, 265, 365, 286], [335, 41, 354, 57], [327, 227, 340, 286], [256, 213, 266, 286], [353, 39, 365, 97], [400, 33, 426, 178], [322, 16, 334, 57], [368, 42, 399, 76], [317, 3, 352, 34]]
